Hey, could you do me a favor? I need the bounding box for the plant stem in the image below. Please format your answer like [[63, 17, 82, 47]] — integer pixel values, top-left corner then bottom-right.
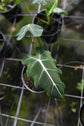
[[36, 16, 49, 25]]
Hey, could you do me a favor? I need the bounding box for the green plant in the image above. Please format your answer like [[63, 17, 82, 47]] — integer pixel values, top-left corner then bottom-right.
[[22, 47, 65, 99], [16, 24, 43, 40], [16, 0, 65, 99], [76, 80, 84, 91], [33, 0, 67, 25], [16, 0, 67, 40], [0, 0, 22, 11], [0, 0, 22, 5]]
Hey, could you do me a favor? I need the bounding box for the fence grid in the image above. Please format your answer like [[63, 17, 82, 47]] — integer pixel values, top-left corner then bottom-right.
[[0, 0, 84, 126]]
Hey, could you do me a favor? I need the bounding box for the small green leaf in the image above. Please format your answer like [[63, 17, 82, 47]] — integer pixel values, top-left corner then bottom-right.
[[16, 0, 23, 5], [32, 0, 47, 5], [16, 25, 28, 40], [16, 24, 43, 40], [27, 24, 43, 37], [71, 108, 76, 113], [53, 7, 68, 15], [22, 48, 65, 99], [46, 0, 58, 17], [76, 80, 84, 91]]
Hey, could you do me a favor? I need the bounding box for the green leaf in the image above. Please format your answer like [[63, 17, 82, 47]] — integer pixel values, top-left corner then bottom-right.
[[71, 108, 76, 113], [46, 0, 50, 3], [22, 48, 65, 99], [28, 24, 43, 37], [76, 80, 84, 91], [32, 0, 47, 5], [46, 0, 58, 17], [16, 0, 23, 5], [16, 24, 43, 40], [16, 25, 28, 40], [53, 7, 68, 15]]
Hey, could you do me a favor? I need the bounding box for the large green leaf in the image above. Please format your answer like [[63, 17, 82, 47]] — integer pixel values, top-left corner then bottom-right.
[[16, 24, 43, 40], [22, 48, 65, 99], [46, 0, 58, 17]]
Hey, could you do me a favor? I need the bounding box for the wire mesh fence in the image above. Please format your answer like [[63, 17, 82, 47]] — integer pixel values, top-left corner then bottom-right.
[[0, 0, 84, 126]]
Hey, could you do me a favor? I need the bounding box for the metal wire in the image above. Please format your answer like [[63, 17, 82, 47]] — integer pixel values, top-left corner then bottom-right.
[[44, 98, 51, 126], [55, 99, 63, 126], [0, 102, 3, 126], [0, 0, 84, 126], [0, 58, 5, 77], [5, 82, 22, 126], [13, 84, 24, 126], [0, 113, 55, 126], [77, 65, 84, 126], [52, 99, 57, 126], [0, 82, 84, 99], [30, 108, 41, 126]]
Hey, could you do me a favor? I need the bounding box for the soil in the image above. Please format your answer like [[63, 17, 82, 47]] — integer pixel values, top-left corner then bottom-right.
[[34, 10, 62, 43], [23, 70, 43, 92]]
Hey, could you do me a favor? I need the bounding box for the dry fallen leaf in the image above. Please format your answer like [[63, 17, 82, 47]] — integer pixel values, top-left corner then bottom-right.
[[74, 65, 83, 71]]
